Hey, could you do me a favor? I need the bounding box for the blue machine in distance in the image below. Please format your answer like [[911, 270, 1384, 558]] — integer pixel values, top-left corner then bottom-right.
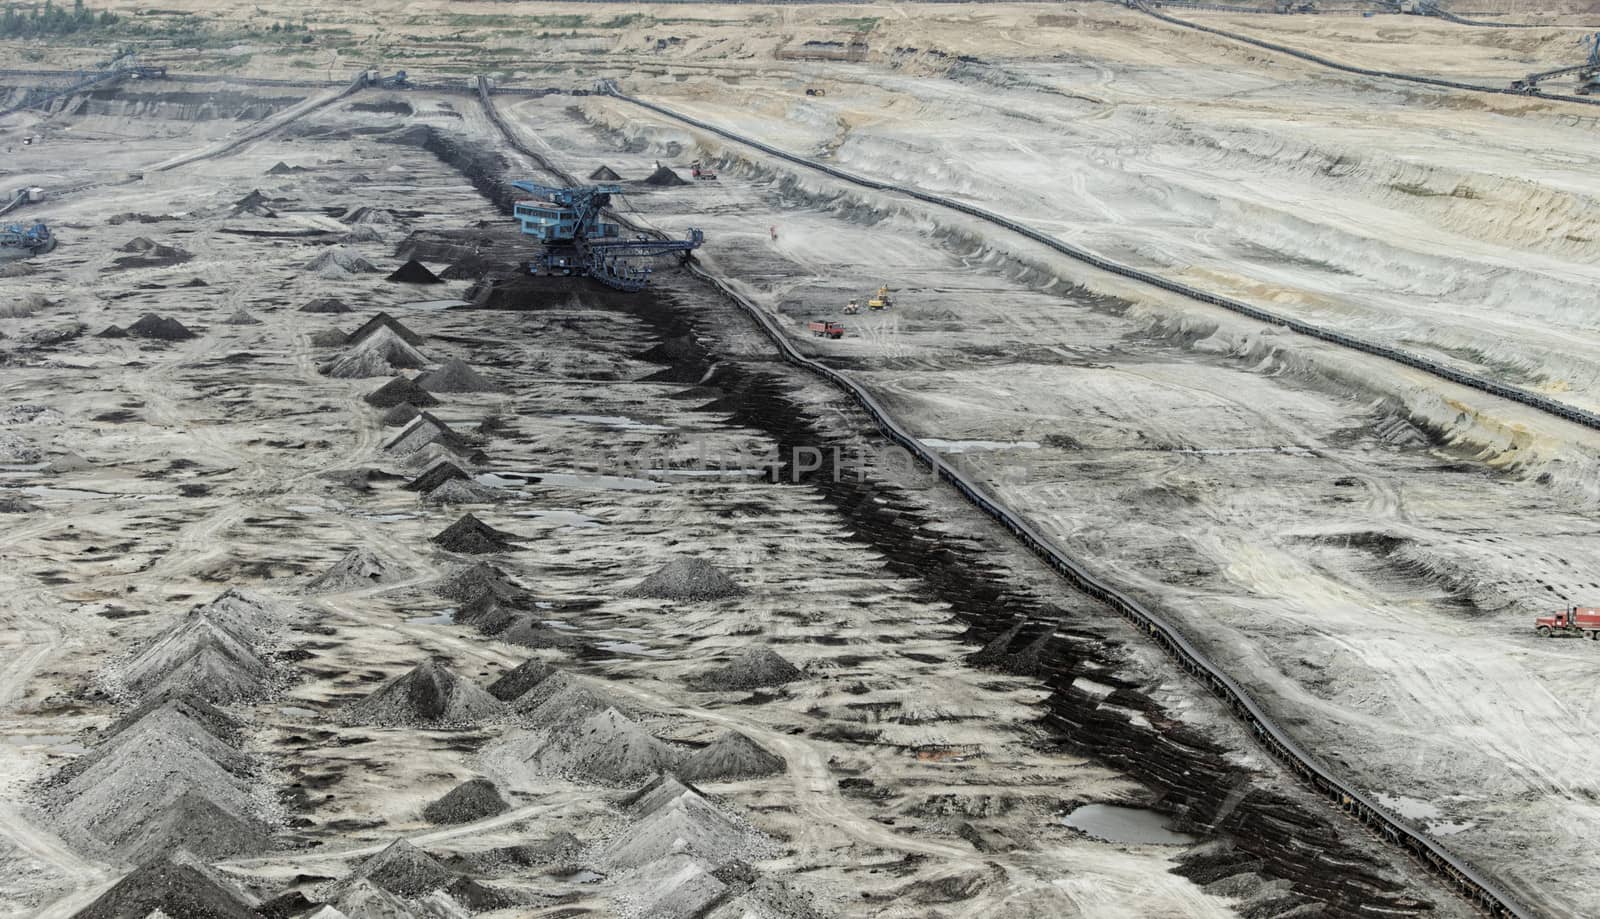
[[511, 181, 703, 291], [0, 222, 55, 261]]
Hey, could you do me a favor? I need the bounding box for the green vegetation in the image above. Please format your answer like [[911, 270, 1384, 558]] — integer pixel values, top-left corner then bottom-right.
[[0, 0, 118, 37], [825, 16, 880, 32]]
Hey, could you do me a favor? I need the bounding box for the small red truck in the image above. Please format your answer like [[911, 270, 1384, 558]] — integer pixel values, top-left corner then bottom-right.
[[808, 319, 844, 339], [690, 160, 718, 181], [1535, 607, 1600, 639]]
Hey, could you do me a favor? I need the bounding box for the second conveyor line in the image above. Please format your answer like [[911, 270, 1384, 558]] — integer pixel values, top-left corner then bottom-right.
[[604, 88, 1600, 439]]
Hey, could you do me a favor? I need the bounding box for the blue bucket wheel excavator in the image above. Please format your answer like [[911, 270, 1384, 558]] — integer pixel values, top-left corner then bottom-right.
[[511, 181, 703, 292]]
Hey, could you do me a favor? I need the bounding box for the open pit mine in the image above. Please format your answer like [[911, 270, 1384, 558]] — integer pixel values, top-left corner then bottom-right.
[[2, 2, 1599, 918]]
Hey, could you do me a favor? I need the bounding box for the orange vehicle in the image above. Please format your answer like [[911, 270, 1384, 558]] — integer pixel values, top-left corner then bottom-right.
[[808, 319, 844, 339], [1535, 606, 1600, 639]]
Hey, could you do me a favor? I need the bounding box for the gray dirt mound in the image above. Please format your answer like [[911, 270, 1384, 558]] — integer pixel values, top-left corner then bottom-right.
[[385, 412, 473, 456], [300, 297, 351, 314], [343, 206, 395, 226], [511, 672, 632, 723], [115, 614, 273, 703], [497, 615, 587, 651], [127, 313, 196, 341], [644, 163, 688, 187], [101, 688, 244, 748], [120, 790, 276, 862], [307, 246, 378, 277], [382, 403, 421, 427], [0, 492, 41, 513], [221, 308, 261, 326], [306, 548, 411, 593], [422, 778, 509, 825], [423, 479, 503, 505], [0, 293, 52, 317], [589, 165, 623, 181], [434, 562, 521, 602], [417, 358, 501, 394], [331, 839, 456, 899], [365, 375, 439, 409], [486, 658, 556, 701], [614, 854, 726, 918], [513, 707, 680, 786], [309, 328, 349, 348], [400, 439, 488, 471], [348, 312, 424, 347], [341, 659, 503, 728], [625, 556, 744, 601], [688, 647, 803, 692], [342, 224, 385, 244], [265, 161, 304, 175], [332, 881, 470, 919], [320, 327, 430, 378], [676, 731, 786, 782], [454, 593, 525, 636], [405, 460, 468, 492], [73, 849, 257, 919], [430, 513, 519, 555], [459, 833, 581, 873], [387, 259, 443, 284], [113, 238, 192, 267], [597, 777, 770, 870]]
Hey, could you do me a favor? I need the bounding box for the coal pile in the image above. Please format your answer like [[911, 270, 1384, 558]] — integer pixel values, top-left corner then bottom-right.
[[486, 658, 556, 701], [307, 246, 378, 278], [73, 849, 258, 919], [417, 358, 502, 394], [320, 327, 430, 379], [342, 206, 396, 226], [382, 403, 421, 427], [590, 165, 623, 181], [348, 312, 424, 347], [366, 375, 439, 409], [499, 707, 680, 786], [625, 556, 744, 600], [676, 731, 786, 782], [433, 561, 522, 602], [405, 459, 468, 492], [341, 660, 503, 728], [387, 259, 444, 284], [430, 513, 521, 554], [644, 162, 688, 187], [687, 647, 803, 692], [126, 313, 197, 341], [299, 297, 351, 314], [422, 478, 504, 505], [422, 777, 510, 825], [113, 237, 193, 268], [305, 547, 411, 593], [221, 308, 261, 326], [342, 224, 385, 244], [265, 161, 304, 175]]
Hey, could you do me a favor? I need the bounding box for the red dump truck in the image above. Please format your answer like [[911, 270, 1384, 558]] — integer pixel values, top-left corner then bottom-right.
[[808, 319, 844, 339], [1535, 607, 1600, 639]]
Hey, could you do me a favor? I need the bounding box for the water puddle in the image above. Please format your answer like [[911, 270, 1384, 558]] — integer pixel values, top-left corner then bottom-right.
[[357, 512, 421, 522], [1062, 804, 1197, 845], [484, 471, 662, 492], [397, 299, 469, 312], [408, 609, 456, 625], [514, 509, 602, 528], [277, 706, 320, 719], [559, 869, 603, 884], [1428, 821, 1476, 836], [923, 438, 1041, 453], [560, 414, 673, 432], [1375, 793, 1441, 822], [646, 467, 764, 479]]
